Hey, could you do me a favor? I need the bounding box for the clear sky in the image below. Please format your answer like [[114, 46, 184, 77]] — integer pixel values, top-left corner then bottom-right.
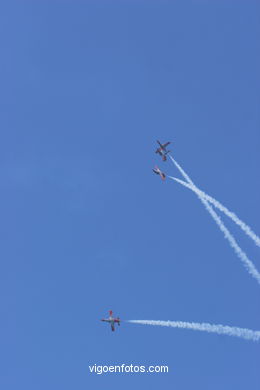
[[0, 1, 259, 389]]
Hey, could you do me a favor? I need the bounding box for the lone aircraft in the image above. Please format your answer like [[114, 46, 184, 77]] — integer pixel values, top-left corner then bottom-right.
[[153, 166, 166, 180], [155, 140, 171, 161], [101, 310, 121, 332]]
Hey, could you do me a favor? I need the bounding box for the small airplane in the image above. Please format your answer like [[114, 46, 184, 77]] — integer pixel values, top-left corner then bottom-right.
[[155, 140, 171, 161], [101, 310, 121, 332], [153, 166, 166, 180]]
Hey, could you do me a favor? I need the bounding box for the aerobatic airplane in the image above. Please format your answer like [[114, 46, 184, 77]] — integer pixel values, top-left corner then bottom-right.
[[155, 140, 171, 161], [101, 310, 121, 332], [153, 166, 166, 180]]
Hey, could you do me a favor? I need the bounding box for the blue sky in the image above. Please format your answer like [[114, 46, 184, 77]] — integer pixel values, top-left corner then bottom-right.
[[0, 1, 259, 389]]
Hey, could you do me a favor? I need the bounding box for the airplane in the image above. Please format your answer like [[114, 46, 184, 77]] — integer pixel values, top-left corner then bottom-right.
[[101, 310, 121, 332], [153, 166, 166, 180], [155, 140, 171, 161]]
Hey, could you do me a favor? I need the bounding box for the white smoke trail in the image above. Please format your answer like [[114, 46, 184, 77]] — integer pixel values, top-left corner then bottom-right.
[[169, 155, 260, 285], [169, 155, 197, 187], [127, 320, 260, 342], [169, 176, 260, 248]]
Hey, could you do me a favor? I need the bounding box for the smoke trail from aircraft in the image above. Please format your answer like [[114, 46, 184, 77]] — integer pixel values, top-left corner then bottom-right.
[[169, 155, 197, 187], [168, 176, 260, 248], [169, 155, 260, 285], [127, 320, 260, 342]]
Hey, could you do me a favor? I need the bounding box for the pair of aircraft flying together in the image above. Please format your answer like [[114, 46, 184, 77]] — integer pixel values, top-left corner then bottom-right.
[[153, 140, 171, 180]]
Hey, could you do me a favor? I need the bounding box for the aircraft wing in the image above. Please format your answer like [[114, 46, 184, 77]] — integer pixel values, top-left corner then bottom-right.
[[162, 142, 170, 148], [157, 140, 163, 148], [160, 172, 166, 180]]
